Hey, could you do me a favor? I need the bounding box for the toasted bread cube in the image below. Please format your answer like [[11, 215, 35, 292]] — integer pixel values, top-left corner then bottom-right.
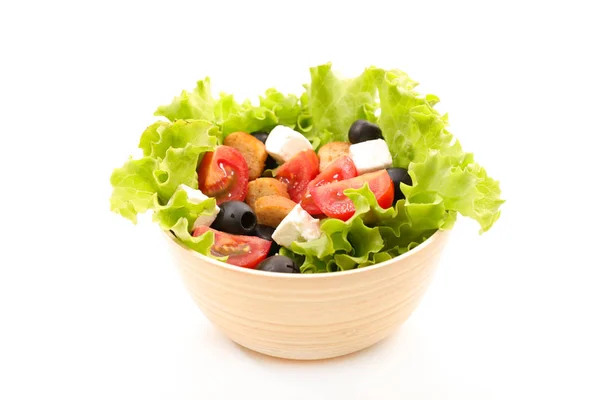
[[254, 195, 297, 228], [317, 141, 351, 172], [224, 131, 268, 181], [245, 178, 290, 210]]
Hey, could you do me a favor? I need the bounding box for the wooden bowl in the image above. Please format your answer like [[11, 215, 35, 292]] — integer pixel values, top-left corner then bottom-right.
[[163, 229, 451, 360]]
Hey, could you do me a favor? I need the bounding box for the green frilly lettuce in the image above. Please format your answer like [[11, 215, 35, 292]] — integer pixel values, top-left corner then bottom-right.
[[155, 78, 302, 138], [109, 120, 218, 223], [153, 187, 222, 259]]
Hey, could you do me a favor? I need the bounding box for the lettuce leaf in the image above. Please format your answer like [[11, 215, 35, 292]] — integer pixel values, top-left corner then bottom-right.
[[152, 186, 218, 231], [154, 78, 216, 122], [259, 89, 302, 128], [169, 218, 217, 257], [109, 157, 160, 223], [404, 151, 502, 233], [155, 79, 303, 137], [139, 119, 219, 159], [153, 188, 226, 261], [109, 120, 218, 223], [303, 63, 380, 145]]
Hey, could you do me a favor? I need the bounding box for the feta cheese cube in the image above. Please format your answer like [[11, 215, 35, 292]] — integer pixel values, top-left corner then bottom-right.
[[177, 184, 221, 229], [178, 184, 210, 204], [265, 125, 313, 164], [193, 212, 219, 230], [349, 139, 393, 174], [272, 204, 321, 248]]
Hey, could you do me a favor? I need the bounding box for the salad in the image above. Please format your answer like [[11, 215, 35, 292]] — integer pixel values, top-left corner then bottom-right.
[[109, 63, 503, 274]]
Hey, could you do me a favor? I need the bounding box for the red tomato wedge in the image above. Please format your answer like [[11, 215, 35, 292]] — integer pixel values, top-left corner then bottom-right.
[[197, 145, 249, 204], [300, 156, 358, 215], [192, 226, 271, 269], [310, 170, 394, 221], [276, 149, 319, 203]]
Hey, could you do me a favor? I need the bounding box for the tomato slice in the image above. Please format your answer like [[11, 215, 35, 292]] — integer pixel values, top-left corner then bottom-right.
[[300, 156, 358, 215], [310, 170, 394, 221], [197, 145, 249, 204], [192, 226, 271, 269], [276, 149, 319, 203]]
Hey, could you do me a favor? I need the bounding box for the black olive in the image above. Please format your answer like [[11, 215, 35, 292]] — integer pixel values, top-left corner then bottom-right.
[[257, 255, 299, 273], [265, 155, 278, 170], [348, 120, 383, 144], [211, 201, 257, 235], [251, 131, 279, 170], [386, 168, 413, 202], [254, 224, 281, 257], [250, 131, 269, 144]]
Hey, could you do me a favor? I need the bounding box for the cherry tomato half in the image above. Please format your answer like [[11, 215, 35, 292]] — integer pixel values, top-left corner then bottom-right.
[[276, 149, 319, 203], [192, 226, 271, 269], [300, 156, 358, 215], [310, 170, 394, 221], [197, 145, 249, 204]]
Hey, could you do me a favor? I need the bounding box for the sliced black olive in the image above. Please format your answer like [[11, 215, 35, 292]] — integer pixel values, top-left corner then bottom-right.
[[254, 224, 281, 257], [348, 120, 383, 144], [256, 255, 299, 273], [211, 201, 257, 235], [386, 167, 413, 202]]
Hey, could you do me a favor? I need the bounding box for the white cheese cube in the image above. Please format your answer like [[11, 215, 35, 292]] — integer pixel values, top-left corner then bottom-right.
[[272, 204, 321, 248], [349, 139, 393, 174], [193, 213, 219, 230], [265, 125, 313, 164], [178, 184, 210, 204], [177, 184, 221, 229]]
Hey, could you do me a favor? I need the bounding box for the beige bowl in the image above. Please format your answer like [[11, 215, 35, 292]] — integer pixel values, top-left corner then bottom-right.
[[164, 228, 451, 360]]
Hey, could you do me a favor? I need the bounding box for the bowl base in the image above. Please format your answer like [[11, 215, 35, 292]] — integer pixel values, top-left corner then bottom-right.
[[220, 323, 402, 361]]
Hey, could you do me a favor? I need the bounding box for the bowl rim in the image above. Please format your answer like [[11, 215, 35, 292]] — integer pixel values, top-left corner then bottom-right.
[[163, 227, 449, 279]]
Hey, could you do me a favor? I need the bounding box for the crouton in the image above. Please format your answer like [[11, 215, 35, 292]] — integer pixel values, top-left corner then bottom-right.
[[254, 195, 296, 228], [224, 131, 268, 180], [245, 178, 290, 210], [317, 141, 350, 172]]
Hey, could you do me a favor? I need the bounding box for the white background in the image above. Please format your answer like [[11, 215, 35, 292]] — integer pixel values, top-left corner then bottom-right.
[[1, 1, 599, 399]]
